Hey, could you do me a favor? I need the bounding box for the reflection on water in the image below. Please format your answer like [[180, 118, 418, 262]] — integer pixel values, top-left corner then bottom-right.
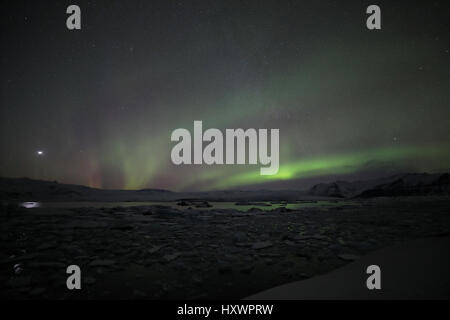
[[20, 202, 41, 208], [24, 200, 357, 211]]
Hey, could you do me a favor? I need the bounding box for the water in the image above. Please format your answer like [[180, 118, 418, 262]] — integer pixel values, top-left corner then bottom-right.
[[20, 202, 41, 208], [21, 200, 358, 211]]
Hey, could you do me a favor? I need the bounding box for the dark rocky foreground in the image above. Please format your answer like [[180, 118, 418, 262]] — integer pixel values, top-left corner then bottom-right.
[[1, 196, 450, 299]]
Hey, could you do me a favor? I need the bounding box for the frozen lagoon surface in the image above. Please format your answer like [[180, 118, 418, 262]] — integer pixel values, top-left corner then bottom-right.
[[21, 200, 360, 211], [4, 196, 450, 299]]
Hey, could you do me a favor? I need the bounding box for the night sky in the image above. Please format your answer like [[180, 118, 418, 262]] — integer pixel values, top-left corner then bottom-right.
[[1, 0, 449, 191]]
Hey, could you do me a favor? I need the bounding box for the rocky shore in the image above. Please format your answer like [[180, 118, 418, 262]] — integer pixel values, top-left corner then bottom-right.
[[1, 196, 449, 299]]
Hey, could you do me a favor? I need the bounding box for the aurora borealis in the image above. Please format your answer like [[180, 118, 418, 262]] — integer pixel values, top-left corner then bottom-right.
[[1, 0, 449, 191]]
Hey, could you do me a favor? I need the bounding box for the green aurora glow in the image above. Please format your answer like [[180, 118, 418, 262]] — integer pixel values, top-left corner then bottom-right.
[[1, 1, 449, 191], [205, 144, 450, 190]]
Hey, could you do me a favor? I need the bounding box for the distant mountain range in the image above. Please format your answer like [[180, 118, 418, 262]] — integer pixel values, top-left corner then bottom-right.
[[0, 173, 449, 202], [0, 177, 304, 202], [308, 173, 450, 198], [0, 177, 175, 202]]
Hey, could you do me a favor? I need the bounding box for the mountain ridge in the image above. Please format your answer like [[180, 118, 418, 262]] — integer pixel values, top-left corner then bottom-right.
[[308, 173, 450, 198]]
